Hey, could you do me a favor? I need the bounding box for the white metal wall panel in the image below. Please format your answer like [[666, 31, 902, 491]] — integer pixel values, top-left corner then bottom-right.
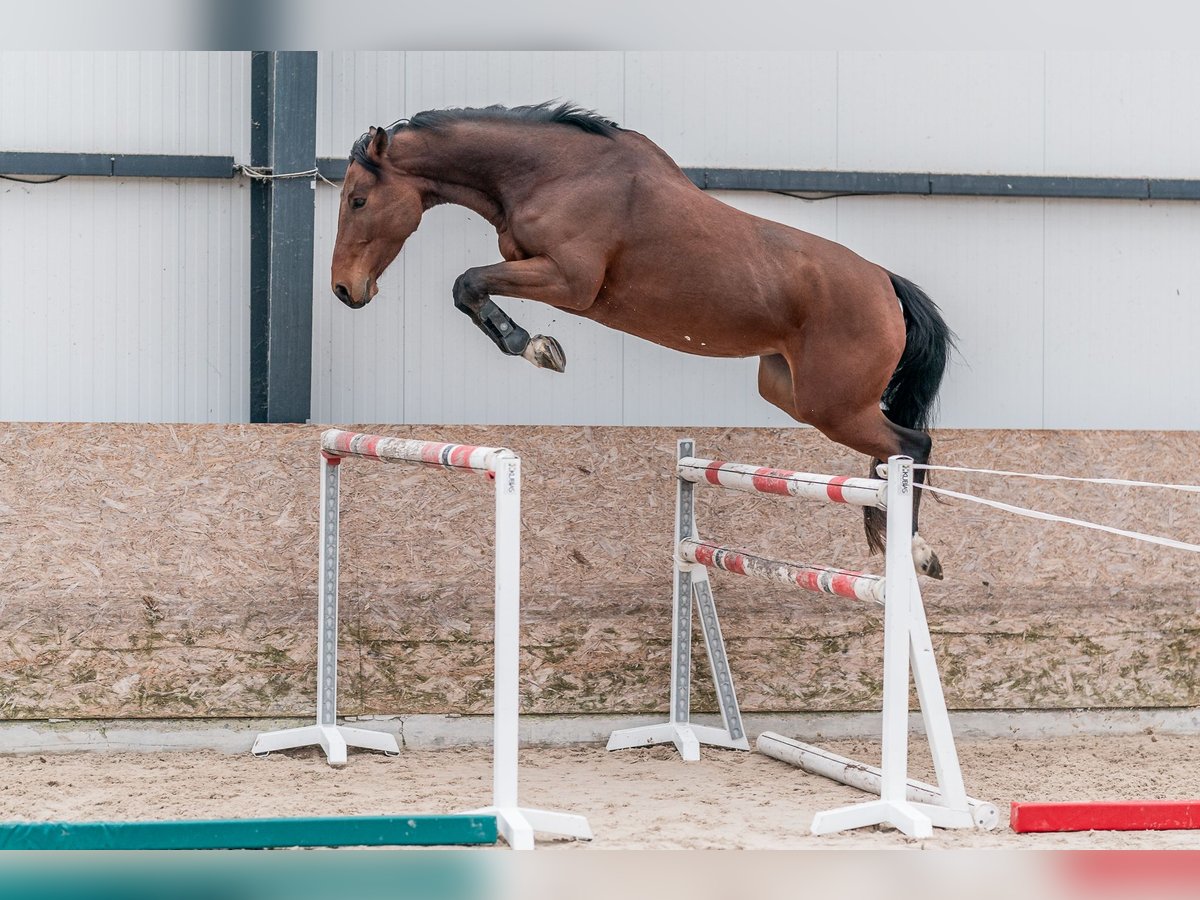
[[623, 52, 838, 169], [312, 52, 408, 425], [836, 51, 1045, 174], [834, 195, 1046, 429], [1045, 52, 1200, 179], [1043, 200, 1200, 428], [309, 49, 1200, 429], [6, 51, 1200, 429], [0, 177, 249, 422], [0, 51, 249, 157], [0, 50, 250, 423]]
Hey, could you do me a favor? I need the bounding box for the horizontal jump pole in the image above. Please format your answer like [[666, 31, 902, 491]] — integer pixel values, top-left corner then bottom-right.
[[677, 457, 887, 509], [321, 429, 510, 475], [756, 732, 999, 830], [680, 539, 885, 604], [0, 814, 498, 850], [1010, 800, 1200, 833]]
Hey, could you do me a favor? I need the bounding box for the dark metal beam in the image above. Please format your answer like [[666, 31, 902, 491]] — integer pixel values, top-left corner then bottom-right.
[[317, 157, 1200, 201], [6, 148, 1200, 203], [0, 152, 234, 179], [685, 168, 1198, 202], [249, 50, 318, 425]]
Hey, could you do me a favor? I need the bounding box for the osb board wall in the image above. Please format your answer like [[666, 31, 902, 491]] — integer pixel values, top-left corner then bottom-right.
[[0, 422, 1197, 720]]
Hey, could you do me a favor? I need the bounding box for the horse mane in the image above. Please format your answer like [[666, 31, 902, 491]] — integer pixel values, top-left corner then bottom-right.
[[349, 101, 621, 174]]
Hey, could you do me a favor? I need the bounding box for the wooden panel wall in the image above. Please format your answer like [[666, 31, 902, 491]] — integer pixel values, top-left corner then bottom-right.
[[1, 423, 1196, 719]]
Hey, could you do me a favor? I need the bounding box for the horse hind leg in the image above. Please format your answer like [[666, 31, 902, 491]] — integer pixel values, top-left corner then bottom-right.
[[757, 355, 942, 578], [801, 402, 943, 578], [865, 420, 942, 579]]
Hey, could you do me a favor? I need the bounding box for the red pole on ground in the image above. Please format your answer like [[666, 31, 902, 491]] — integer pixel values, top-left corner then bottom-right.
[[1011, 800, 1200, 833]]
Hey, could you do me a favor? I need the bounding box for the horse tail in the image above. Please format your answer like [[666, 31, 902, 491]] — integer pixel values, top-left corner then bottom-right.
[[882, 272, 953, 433], [863, 272, 954, 554]]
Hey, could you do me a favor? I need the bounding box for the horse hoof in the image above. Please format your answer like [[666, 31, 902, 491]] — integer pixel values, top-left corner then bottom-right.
[[912, 534, 944, 580], [522, 334, 566, 372]]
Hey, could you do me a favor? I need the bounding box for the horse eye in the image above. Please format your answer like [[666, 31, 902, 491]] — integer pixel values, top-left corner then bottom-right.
[[351, 197, 367, 209]]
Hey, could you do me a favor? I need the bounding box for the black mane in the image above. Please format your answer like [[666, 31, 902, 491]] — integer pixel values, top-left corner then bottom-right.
[[349, 101, 621, 175]]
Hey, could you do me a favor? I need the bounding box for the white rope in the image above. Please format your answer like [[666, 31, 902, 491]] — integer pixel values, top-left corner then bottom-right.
[[235, 164, 339, 188], [915, 482, 1200, 554], [914, 463, 1200, 494]]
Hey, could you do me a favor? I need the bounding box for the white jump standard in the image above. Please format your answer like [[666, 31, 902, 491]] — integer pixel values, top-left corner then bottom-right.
[[253, 429, 592, 849], [608, 439, 992, 838]]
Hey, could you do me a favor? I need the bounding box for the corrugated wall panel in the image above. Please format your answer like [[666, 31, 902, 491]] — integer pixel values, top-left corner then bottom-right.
[[0, 51, 249, 157], [834, 195, 1046, 429], [1045, 52, 1200, 179], [311, 51, 408, 425], [623, 52, 838, 169], [308, 50, 1200, 429], [0, 177, 250, 423], [0, 51, 250, 423], [5, 51, 1200, 429], [837, 51, 1045, 174], [1043, 200, 1200, 428]]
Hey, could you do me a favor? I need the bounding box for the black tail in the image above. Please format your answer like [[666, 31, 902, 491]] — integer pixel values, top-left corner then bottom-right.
[[882, 272, 953, 432], [864, 272, 954, 553]]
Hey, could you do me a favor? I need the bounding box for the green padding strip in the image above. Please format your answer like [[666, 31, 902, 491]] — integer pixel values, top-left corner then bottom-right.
[[0, 814, 497, 850]]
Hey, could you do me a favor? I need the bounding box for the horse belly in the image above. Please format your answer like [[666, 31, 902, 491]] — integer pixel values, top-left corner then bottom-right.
[[583, 282, 783, 358]]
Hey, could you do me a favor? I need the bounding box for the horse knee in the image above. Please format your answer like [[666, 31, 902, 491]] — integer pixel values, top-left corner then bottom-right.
[[452, 269, 483, 312]]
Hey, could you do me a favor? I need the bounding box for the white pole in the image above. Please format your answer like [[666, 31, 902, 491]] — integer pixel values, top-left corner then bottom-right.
[[492, 454, 521, 812], [880, 456, 915, 806], [756, 732, 999, 830]]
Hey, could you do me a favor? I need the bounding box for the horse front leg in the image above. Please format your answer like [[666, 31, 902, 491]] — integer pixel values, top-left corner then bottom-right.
[[452, 258, 578, 372]]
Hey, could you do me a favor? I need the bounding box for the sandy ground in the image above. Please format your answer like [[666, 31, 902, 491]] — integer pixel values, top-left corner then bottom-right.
[[1, 734, 1198, 849]]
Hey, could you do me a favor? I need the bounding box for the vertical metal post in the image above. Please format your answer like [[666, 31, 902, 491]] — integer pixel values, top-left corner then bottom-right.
[[606, 438, 747, 759], [669, 438, 696, 729], [252, 444, 399, 765], [316, 452, 341, 728], [249, 50, 318, 424]]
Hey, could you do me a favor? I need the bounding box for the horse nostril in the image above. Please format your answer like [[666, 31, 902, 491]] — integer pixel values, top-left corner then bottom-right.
[[334, 283, 352, 304]]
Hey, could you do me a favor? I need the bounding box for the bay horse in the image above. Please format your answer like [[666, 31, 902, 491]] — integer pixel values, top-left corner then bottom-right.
[[330, 102, 953, 578]]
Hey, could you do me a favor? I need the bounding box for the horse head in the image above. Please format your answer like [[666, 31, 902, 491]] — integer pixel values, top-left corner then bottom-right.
[[331, 126, 423, 308]]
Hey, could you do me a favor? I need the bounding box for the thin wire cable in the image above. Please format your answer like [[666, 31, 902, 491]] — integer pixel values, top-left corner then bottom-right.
[[914, 462, 1200, 494], [1, 173, 68, 184], [915, 482, 1200, 554]]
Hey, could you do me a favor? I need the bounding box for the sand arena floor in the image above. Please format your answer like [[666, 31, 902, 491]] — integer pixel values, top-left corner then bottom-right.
[[1, 733, 1198, 849]]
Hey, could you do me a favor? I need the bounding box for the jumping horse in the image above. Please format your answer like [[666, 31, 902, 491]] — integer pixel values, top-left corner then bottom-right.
[[330, 103, 954, 577]]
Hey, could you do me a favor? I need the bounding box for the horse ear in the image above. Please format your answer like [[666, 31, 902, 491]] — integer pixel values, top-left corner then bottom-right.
[[368, 126, 389, 160]]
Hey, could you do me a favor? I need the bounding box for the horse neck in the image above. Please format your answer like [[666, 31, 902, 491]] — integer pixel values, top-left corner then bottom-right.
[[395, 124, 555, 225]]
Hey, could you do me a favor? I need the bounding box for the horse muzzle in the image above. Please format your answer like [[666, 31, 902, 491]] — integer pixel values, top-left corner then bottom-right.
[[333, 278, 377, 309]]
